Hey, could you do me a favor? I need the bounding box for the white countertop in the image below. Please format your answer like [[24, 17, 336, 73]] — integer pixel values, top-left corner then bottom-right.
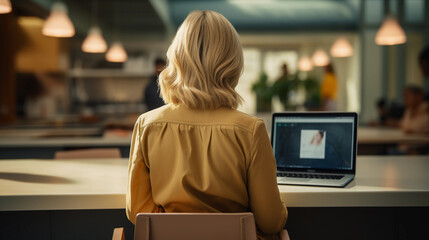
[[0, 156, 428, 211], [279, 155, 429, 207]]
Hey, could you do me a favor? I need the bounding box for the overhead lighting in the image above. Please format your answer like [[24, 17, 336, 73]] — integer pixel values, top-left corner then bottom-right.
[[106, 42, 128, 62], [42, 2, 75, 38], [312, 49, 330, 67], [82, 26, 107, 53], [330, 37, 353, 57], [298, 56, 313, 72], [0, 0, 11, 14], [375, 16, 407, 45]]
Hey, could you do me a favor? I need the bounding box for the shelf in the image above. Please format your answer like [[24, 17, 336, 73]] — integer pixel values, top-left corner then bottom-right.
[[68, 69, 151, 78]]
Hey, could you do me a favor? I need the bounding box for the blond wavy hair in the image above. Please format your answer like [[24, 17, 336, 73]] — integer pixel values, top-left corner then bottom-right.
[[159, 10, 243, 109]]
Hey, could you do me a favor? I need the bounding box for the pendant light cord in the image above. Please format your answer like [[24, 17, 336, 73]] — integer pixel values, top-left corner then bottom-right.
[[92, 0, 98, 27], [114, 1, 119, 41]]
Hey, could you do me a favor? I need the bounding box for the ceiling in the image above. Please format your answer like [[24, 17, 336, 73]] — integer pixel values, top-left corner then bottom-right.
[[12, 0, 425, 42], [13, 0, 362, 39], [168, 0, 360, 31]]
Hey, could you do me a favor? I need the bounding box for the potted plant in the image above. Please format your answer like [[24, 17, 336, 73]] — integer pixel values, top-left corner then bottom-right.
[[272, 73, 300, 111], [302, 76, 322, 110], [252, 72, 273, 112]]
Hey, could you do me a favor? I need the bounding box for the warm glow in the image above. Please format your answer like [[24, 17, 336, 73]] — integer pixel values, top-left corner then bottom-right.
[[298, 56, 313, 72], [311, 49, 330, 66], [82, 27, 107, 53], [42, 2, 75, 38], [375, 16, 407, 45], [0, 0, 12, 14], [330, 37, 353, 57], [106, 42, 128, 62]]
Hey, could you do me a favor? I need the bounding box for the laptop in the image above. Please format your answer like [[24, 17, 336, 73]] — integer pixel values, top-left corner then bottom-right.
[[271, 112, 357, 187]]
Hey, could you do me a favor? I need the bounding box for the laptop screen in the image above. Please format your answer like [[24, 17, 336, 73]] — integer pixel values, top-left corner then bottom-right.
[[272, 113, 356, 171]]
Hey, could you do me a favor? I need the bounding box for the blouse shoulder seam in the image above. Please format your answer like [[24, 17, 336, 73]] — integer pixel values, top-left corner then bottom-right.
[[141, 120, 256, 133], [249, 119, 262, 167]]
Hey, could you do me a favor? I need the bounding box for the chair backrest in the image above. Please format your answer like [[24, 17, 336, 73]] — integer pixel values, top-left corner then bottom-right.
[[54, 148, 121, 159], [134, 213, 257, 240]]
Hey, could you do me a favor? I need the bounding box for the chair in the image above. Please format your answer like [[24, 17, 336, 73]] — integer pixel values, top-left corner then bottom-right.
[[54, 148, 121, 159], [112, 213, 290, 240]]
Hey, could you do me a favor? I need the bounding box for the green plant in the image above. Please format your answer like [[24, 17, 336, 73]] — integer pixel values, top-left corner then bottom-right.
[[272, 73, 299, 110], [272, 73, 321, 110], [302, 76, 322, 110], [251, 72, 273, 112]]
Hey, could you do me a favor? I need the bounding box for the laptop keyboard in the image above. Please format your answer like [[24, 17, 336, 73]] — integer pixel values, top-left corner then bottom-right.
[[278, 172, 344, 180]]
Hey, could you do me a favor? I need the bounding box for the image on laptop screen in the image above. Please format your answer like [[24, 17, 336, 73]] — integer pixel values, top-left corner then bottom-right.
[[272, 115, 355, 171]]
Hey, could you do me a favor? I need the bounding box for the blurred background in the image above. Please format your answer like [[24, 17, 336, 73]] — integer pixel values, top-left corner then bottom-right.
[[0, 0, 428, 157]]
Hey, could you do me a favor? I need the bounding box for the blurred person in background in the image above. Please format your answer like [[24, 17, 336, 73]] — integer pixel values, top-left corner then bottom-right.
[[391, 85, 429, 155], [144, 58, 166, 111], [368, 98, 404, 127], [400, 85, 429, 134], [16, 72, 66, 119], [368, 98, 388, 126], [127, 10, 288, 240], [418, 46, 429, 100], [320, 63, 338, 111]]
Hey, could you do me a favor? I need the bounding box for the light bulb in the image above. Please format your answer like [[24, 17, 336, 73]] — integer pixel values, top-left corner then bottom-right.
[[42, 2, 75, 38], [82, 26, 107, 53]]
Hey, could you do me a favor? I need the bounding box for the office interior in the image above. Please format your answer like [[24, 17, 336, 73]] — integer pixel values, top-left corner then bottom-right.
[[0, 0, 428, 240]]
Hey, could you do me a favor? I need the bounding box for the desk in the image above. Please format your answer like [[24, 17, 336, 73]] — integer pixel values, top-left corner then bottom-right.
[[0, 127, 103, 138], [358, 126, 429, 145], [0, 136, 131, 159], [0, 156, 428, 240], [1, 156, 428, 211], [3, 126, 428, 159], [357, 127, 429, 155]]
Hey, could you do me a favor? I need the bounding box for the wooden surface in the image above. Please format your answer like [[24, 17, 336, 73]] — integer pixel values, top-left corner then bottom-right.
[[0, 127, 103, 138], [358, 126, 429, 144], [2, 125, 428, 148], [0, 128, 131, 148], [1, 156, 429, 211]]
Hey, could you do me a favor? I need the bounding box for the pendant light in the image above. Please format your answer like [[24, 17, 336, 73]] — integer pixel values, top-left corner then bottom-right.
[[330, 37, 353, 58], [106, 42, 127, 62], [82, 0, 107, 53], [0, 0, 12, 14], [311, 49, 330, 67], [105, 2, 127, 62], [42, 2, 75, 37], [298, 56, 313, 72], [82, 27, 107, 53], [375, 15, 406, 45]]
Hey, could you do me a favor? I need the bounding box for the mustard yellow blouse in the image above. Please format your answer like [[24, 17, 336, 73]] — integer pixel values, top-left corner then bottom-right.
[[126, 104, 287, 239]]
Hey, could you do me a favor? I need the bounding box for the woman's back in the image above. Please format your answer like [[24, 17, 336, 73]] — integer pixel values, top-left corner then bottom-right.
[[144, 104, 253, 212], [127, 104, 287, 239]]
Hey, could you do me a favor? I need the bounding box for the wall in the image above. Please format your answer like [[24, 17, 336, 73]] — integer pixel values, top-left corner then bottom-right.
[[0, 13, 17, 124]]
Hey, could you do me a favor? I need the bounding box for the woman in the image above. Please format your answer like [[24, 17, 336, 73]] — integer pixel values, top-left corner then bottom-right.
[[126, 10, 287, 240], [320, 63, 338, 111]]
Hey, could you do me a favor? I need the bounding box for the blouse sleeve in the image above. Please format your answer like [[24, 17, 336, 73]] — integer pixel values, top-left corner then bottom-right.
[[247, 120, 288, 234], [126, 117, 160, 224]]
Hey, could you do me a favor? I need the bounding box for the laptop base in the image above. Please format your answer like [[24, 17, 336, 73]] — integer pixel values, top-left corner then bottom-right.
[[277, 174, 354, 187]]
